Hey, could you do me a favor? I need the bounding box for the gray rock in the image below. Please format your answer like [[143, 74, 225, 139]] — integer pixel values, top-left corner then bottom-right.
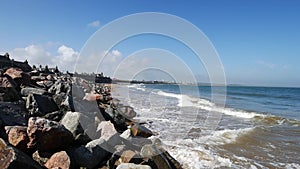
[[118, 105, 137, 119], [53, 93, 75, 112], [0, 138, 42, 169], [48, 79, 71, 95], [42, 110, 65, 122], [21, 87, 47, 96], [26, 94, 59, 116], [60, 111, 94, 143]]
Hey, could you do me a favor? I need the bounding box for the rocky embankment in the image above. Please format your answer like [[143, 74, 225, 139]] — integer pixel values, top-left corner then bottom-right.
[[0, 66, 182, 169]]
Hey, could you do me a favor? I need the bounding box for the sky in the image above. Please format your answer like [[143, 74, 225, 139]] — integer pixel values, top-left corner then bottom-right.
[[0, 0, 299, 87]]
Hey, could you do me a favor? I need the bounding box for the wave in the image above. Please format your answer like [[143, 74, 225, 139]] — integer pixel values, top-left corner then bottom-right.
[[164, 128, 254, 169], [197, 127, 255, 145], [254, 115, 300, 127], [128, 83, 146, 91], [156, 90, 264, 119]]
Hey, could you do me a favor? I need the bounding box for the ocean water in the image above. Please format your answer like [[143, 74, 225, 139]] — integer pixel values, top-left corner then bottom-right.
[[111, 84, 300, 169]]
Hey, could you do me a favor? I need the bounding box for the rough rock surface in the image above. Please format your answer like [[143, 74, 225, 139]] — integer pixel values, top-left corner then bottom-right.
[[0, 138, 42, 169], [74, 138, 111, 168], [27, 117, 73, 151], [21, 87, 47, 96], [130, 123, 153, 138], [0, 101, 28, 126], [60, 111, 93, 143], [44, 151, 71, 169], [26, 94, 59, 116], [6, 126, 29, 152], [4, 67, 31, 86]]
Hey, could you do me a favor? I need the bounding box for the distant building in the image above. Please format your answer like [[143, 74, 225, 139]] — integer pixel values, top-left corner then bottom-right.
[[0, 53, 32, 72], [95, 73, 112, 83]]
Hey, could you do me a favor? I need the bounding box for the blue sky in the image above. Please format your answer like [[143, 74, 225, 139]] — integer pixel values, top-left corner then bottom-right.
[[0, 0, 299, 87]]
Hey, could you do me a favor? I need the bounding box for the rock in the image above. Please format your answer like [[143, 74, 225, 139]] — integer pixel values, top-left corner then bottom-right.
[[44, 151, 71, 169], [0, 138, 42, 169], [141, 144, 182, 169], [52, 93, 75, 112], [74, 138, 112, 169], [43, 80, 54, 88], [120, 150, 136, 163], [83, 92, 103, 101], [0, 76, 16, 87], [111, 98, 120, 109], [0, 101, 28, 126], [97, 121, 118, 141], [116, 163, 151, 169], [60, 111, 94, 143], [97, 121, 124, 149], [0, 87, 20, 101], [4, 67, 31, 86], [48, 79, 71, 95], [27, 117, 73, 151], [6, 126, 29, 152], [32, 151, 51, 166], [130, 124, 153, 138], [42, 110, 65, 122], [21, 87, 47, 96], [120, 129, 131, 139], [118, 105, 137, 119], [46, 75, 55, 81], [31, 76, 45, 81], [26, 94, 59, 116]]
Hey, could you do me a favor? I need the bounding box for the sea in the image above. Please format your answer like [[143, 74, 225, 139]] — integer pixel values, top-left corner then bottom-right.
[[111, 83, 300, 169]]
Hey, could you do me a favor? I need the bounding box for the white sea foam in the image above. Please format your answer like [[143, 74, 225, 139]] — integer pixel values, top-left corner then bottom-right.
[[197, 127, 254, 145], [128, 83, 146, 91], [163, 127, 254, 169], [165, 141, 233, 169], [156, 90, 265, 119]]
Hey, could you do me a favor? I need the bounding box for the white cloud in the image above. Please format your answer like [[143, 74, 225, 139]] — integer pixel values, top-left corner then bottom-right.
[[10, 44, 79, 72], [87, 20, 100, 27]]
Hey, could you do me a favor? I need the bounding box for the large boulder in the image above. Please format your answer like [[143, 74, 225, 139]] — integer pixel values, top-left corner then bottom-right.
[[0, 101, 28, 126], [118, 105, 137, 119], [52, 93, 75, 112], [140, 144, 182, 169], [44, 151, 71, 169], [42, 110, 65, 122], [21, 87, 47, 96], [60, 111, 94, 143], [0, 76, 20, 101], [4, 67, 31, 86], [0, 138, 42, 169], [48, 79, 71, 95], [130, 123, 153, 138], [26, 94, 59, 116], [6, 126, 29, 152], [27, 117, 73, 151], [73, 138, 112, 168], [0, 76, 16, 87], [0, 87, 20, 102]]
